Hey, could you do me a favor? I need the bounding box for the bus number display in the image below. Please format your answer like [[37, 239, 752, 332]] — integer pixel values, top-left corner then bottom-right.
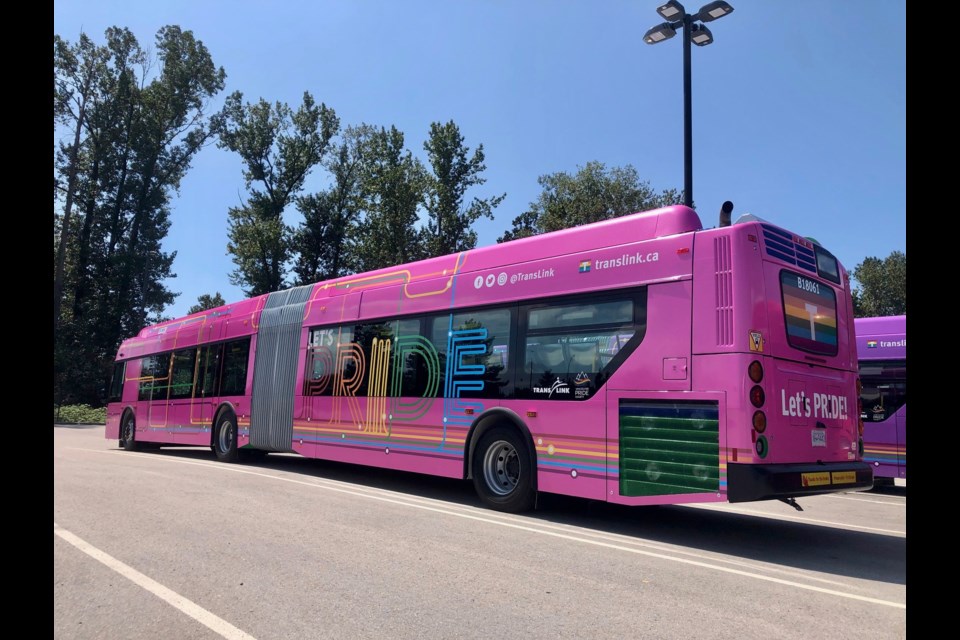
[[796, 276, 820, 295]]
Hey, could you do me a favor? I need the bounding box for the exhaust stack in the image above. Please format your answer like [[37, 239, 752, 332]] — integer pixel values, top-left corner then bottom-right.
[[719, 201, 734, 227]]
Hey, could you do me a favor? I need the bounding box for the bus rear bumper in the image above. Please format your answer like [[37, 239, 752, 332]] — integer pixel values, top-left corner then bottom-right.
[[726, 461, 873, 503]]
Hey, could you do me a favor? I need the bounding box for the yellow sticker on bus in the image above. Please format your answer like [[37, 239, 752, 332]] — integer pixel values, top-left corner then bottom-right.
[[801, 472, 831, 487], [802, 471, 856, 487], [830, 471, 857, 484]]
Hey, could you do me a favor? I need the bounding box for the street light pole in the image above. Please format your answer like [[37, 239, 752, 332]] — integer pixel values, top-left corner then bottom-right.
[[644, 1, 734, 210], [682, 12, 693, 208]]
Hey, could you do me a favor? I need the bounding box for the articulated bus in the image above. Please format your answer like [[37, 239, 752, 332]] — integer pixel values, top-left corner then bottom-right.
[[855, 315, 906, 484], [106, 203, 872, 512]]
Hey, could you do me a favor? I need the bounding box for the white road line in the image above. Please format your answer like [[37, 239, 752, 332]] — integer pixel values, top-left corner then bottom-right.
[[54, 523, 257, 640], [686, 503, 905, 535], [826, 493, 906, 506], [75, 449, 905, 610]]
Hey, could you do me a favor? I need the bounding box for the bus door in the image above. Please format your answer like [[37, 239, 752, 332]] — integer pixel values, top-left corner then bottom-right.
[[183, 344, 222, 445], [136, 352, 173, 444]]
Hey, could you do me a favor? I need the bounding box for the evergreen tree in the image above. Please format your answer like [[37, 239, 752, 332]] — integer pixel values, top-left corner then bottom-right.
[[188, 292, 227, 314]]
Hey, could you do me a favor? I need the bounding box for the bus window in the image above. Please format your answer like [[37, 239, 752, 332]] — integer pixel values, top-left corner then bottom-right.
[[859, 360, 906, 422], [780, 270, 838, 356], [519, 295, 638, 400], [138, 353, 171, 401], [108, 362, 125, 403], [196, 344, 221, 398], [169, 348, 198, 399], [219, 339, 250, 396], [430, 308, 513, 399]]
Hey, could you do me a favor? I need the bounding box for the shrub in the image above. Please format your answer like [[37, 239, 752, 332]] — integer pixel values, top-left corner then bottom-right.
[[54, 404, 107, 424]]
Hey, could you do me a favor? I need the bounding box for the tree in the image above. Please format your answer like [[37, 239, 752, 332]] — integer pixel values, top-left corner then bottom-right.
[[291, 125, 373, 284], [498, 161, 682, 242], [54, 25, 226, 407], [217, 91, 339, 295], [421, 120, 505, 258], [851, 251, 906, 317], [352, 125, 427, 272], [188, 292, 226, 314], [53, 32, 110, 332]]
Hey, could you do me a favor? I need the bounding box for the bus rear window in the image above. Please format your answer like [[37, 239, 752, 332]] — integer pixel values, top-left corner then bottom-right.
[[780, 271, 838, 356], [814, 245, 841, 284]]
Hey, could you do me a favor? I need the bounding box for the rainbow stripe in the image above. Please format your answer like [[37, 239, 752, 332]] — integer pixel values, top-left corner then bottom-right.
[[781, 272, 837, 354]]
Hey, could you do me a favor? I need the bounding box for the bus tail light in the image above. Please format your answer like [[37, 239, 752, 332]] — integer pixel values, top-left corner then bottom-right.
[[755, 436, 768, 458], [752, 411, 766, 433], [748, 360, 763, 383], [749, 385, 765, 408]]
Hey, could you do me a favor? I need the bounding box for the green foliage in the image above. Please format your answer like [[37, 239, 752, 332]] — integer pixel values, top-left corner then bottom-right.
[[498, 161, 682, 242], [217, 90, 340, 295], [851, 251, 906, 317], [54, 404, 107, 424], [421, 120, 505, 257], [224, 195, 292, 296], [54, 25, 226, 406], [352, 126, 427, 271], [292, 125, 372, 284], [188, 292, 226, 314]]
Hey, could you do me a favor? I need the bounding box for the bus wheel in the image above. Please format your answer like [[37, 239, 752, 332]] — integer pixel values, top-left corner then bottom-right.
[[120, 413, 139, 451], [214, 413, 239, 463], [472, 427, 535, 513]]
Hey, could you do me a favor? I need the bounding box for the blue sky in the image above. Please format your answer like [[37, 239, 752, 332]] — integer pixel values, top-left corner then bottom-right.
[[54, 1, 906, 319]]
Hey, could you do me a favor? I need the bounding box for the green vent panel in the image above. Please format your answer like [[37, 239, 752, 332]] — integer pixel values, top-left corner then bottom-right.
[[619, 400, 720, 497]]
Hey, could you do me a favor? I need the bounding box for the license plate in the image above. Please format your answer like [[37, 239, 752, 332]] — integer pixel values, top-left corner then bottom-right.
[[811, 430, 826, 447]]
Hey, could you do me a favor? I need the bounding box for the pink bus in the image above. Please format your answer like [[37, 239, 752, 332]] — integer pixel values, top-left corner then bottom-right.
[[855, 315, 906, 484], [105, 203, 872, 512]]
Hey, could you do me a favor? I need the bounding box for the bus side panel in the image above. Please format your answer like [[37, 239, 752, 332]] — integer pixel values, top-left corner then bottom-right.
[[105, 409, 121, 440], [607, 281, 693, 392], [523, 393, 609, 502], [896, 404, 907, 479], [863, 406, 907, 480], [691, 226, 769, 357], [297, 397, 464, 479]]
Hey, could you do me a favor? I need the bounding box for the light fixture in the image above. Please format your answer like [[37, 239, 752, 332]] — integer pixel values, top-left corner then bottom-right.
[[694, 1, 734, 22], [644, 22, 678, 44], [643, 2, 735, 209], [691, 23, 713, 46], [656, 0, 685, 20]]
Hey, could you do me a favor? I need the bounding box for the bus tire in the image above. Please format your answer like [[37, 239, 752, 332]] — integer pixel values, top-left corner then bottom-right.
[[472, 426, 535, 513], [213, 413, 239, 463], [120, 413, 139, 451]]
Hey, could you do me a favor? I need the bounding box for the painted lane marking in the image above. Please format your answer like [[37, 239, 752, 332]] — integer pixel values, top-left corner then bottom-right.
[[826, 493, 906, 506], [686, 503, 905, 536], [54, 523, 257, 640], [76, 448, 905, 609]]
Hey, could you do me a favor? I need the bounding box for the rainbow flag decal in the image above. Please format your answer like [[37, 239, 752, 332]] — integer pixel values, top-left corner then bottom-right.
[[579, 260, 591, 273]]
